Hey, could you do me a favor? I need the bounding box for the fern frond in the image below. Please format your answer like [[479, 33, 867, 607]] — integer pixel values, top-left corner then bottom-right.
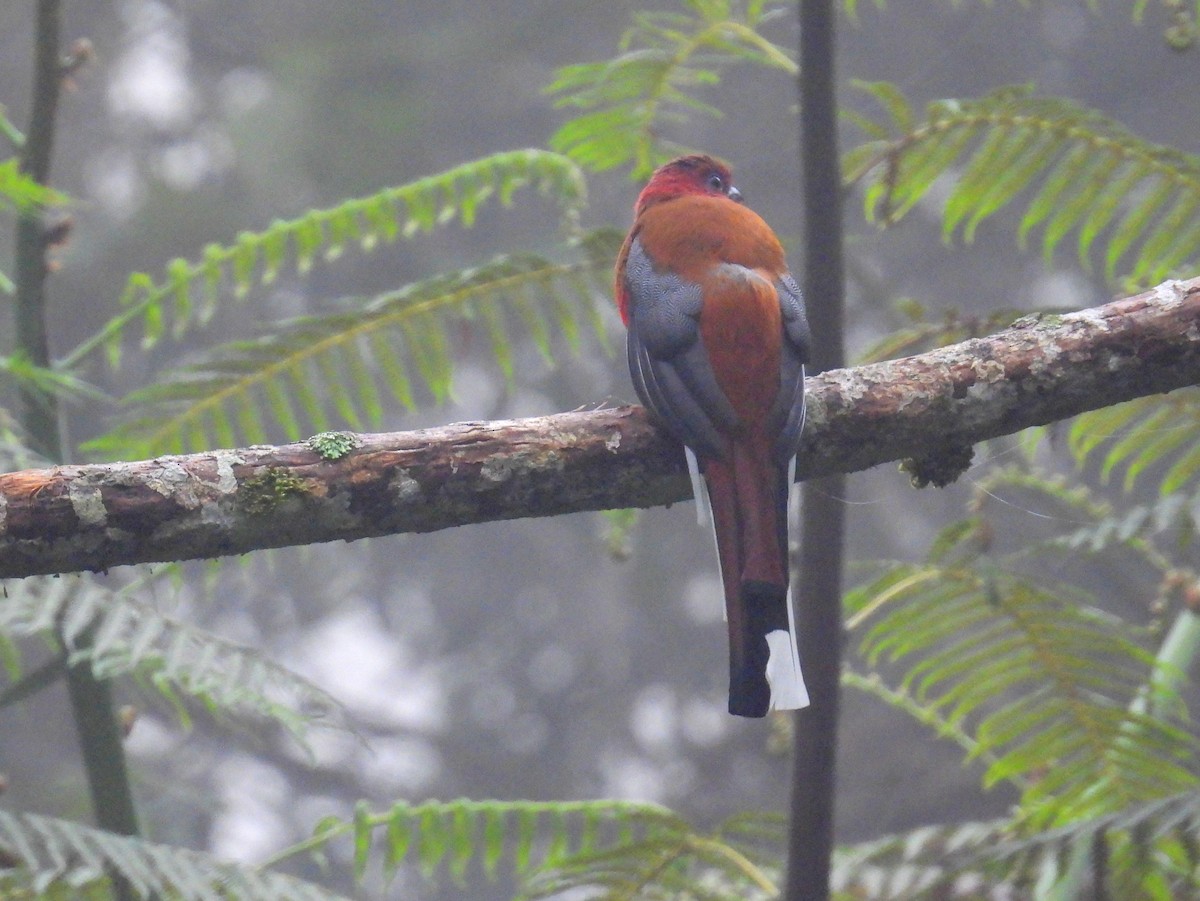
[[0, 351, 106, 405], [847, 83, 1200, 285], [1051, 489, 1200, 555], [0, 808, 348, 901], [85, 231, 621, 460], [950, 465, 1195, 616], [832, 817, 1014, 900], [265, 798, 689, 889], [968, 789, 1200, 898], [966, 465, 1124, 544], [833, 790, 1200, 899], [264, 798, 782, 899], [0, 575, 339, 738], [847, 517, 1200, 829], [842, 668, 1017, 781], [65, 149, 589, 369], [524, 837, 777, 901], [547, 1, 795, 176], [1065, 388, 1200, 496], [523, 810, 780, 900]]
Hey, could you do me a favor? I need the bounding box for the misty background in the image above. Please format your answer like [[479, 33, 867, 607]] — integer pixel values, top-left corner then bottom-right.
[[1, 1, 1196, 896]]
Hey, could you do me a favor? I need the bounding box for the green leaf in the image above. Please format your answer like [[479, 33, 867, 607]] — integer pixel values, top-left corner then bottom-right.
[[483, 807, 506, 879], [852, 79, 914, 133], [0, 352, 106, 405], [263, 376, 301, 441], [1161, 441, 1200, 497], [1105, 177, 1175, 280], [417, 806, 448, 879], [352, 800, 372, 881], [943, 125, 1041, 241], [382, 811, 410, 883], [0, 157, 68, 212]]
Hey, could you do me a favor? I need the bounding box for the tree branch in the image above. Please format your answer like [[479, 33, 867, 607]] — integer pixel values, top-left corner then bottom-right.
[[1, 277, 1198, 580]]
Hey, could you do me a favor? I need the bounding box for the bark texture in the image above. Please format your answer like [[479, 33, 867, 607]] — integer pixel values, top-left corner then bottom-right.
[[2, 277, 1198, 579]]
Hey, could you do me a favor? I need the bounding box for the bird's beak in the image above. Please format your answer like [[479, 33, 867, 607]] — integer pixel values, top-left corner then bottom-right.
[[728, 186, 744, 203]]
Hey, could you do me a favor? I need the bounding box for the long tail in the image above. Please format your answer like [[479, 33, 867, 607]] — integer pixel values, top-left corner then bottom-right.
[[702, 442, 808, 717]]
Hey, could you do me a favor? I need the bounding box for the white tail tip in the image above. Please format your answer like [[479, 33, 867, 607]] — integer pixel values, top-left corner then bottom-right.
[[764, 628, 810, 710]]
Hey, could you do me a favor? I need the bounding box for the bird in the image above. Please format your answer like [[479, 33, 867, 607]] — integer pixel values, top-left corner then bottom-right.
[[614, 154, 811, 718]]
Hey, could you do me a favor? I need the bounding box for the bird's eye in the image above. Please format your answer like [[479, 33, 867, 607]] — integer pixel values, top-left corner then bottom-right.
[[707, 174, 724, 192]]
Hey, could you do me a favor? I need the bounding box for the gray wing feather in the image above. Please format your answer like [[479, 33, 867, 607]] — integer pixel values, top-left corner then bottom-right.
[[771, 272, 810, 465], [624, 238, 736, 461]]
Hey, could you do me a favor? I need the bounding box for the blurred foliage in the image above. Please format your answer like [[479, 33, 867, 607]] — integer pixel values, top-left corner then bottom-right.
[[855, 297, 1030, 363], [0, 348, 105, 406], [0, 406, 43, 471], [848, 468, 1200, 828], [838, 73, 1200, 900], [0, 808, 349, 901], [68, 150, 611, 461], [0, 574, 341, 741], [1147, 0, 1200, 49], [851, 0, 1200, 49], [266, 798, 782, 899], [2, 0, 1200, 898], [0, 157, 66, 213], [546, 0, 796, 177], [1063, 387, 1200, 497], [838, 462, 1200, 896], [829, 788, 1200, 899]]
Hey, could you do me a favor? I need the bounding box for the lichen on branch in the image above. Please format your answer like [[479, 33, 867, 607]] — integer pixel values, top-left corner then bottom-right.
[[1, 277, 1198, 580]]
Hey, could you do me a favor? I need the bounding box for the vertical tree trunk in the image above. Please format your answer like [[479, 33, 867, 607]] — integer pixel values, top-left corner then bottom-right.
[[15, 0, 63, 460], [787, 1, 846, 898], [15, 3, 142, 883]]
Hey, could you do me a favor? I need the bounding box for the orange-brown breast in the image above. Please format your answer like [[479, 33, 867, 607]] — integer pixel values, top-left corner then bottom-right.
[[634, 194, 787, 435], [633, 194, 787, 281]]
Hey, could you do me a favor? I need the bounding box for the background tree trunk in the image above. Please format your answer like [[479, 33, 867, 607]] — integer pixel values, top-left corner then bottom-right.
[[13, 1, 141, 880], [788, 1, 847, 897]]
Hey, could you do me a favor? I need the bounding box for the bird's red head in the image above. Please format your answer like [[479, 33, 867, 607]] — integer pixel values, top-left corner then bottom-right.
[[633, 154, 744, 215]]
